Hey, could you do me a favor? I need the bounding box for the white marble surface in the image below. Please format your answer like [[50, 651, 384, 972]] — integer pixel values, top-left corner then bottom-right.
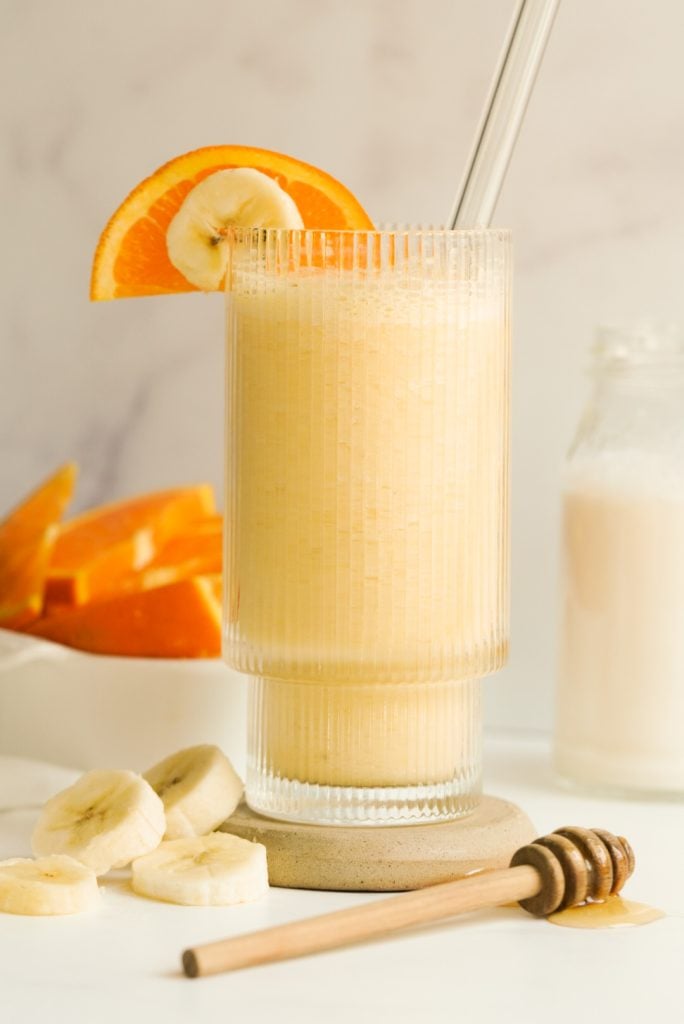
[[2, 1, 684, 731], [0, 734, 682, 1024]]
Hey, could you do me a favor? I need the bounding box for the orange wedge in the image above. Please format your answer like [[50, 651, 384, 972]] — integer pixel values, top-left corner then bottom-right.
[[127, 518, 222, 592], [183, 514, 222, 533], [46, 484, 216, 607], [206, 574, 223, 606], [91, 145, 374, 300], [28, 576, 221, 658], [0, 464, 77, 629]]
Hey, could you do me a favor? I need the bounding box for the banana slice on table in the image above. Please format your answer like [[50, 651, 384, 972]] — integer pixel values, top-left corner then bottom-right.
[[32, 769, 165, 876], [131, 833, 268, 907], [0, 855, 100, 916], [166, 167, 304, 290], [143, 744, 243, 840]]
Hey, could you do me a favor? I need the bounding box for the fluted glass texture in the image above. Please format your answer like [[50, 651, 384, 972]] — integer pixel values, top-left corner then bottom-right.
[[224, 228, 511, 824]]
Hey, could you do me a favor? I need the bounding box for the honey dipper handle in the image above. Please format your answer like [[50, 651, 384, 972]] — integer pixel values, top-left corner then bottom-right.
[[182, 864, 541, 978]]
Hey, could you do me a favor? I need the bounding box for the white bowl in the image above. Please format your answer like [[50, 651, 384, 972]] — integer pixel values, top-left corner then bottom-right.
[[0, 629, 247, 775]]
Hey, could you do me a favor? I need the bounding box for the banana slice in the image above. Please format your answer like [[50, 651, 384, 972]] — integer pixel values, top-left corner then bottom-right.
[[143, 744, 243, 840], [166, 167, 304, 290], [31, 769, 165, 876], [0, 855, 100, 916], [131, 833, 268, 906]]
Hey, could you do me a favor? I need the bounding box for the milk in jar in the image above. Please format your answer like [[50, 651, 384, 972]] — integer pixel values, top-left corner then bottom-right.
[[555, 325, 684, 794]]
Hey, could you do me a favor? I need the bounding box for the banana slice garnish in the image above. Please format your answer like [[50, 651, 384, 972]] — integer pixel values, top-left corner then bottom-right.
[[0, 855, 100, 916], [143, 744, 243, 840], [166, 167, 304, 290], [31, 769, 166, 876], [131, 832, 268, 906]]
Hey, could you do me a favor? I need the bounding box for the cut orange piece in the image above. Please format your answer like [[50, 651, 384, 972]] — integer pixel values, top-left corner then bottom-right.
[[0, 464, 77, 629], [91, 145, 374, 300], [150, 519, 221, 563], [205, 574, 223, 606], [28, 576, 221, 658], [183, 514, 222, 533], [46, 484, 216, 607], [125, 518, 222, 593]]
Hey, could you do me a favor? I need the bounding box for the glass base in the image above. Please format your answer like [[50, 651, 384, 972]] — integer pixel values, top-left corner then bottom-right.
[[246, 771, 480, 827], [246, 676, 481, 826]]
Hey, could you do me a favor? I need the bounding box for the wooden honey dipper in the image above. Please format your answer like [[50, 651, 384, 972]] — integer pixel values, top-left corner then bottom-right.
[[182, 826, 634, 978]]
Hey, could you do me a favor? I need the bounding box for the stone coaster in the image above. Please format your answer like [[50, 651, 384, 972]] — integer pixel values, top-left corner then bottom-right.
[[220, 795, 536, 891]]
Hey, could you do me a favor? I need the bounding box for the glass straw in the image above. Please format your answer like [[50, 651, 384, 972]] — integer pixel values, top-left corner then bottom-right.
[[449, 0, 561, 228]]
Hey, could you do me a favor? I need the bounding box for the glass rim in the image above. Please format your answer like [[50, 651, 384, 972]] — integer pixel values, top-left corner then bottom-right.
[[227, 225, 512, 241]]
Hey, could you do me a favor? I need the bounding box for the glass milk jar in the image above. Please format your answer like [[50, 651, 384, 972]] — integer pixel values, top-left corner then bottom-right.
[[555, 324, 684, 796]]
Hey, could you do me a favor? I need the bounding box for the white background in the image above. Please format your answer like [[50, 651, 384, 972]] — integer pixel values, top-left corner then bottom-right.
[[2, 0, 684, 733]]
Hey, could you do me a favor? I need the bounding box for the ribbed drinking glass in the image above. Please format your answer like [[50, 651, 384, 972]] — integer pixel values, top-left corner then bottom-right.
[[224, 228, 511, 825]]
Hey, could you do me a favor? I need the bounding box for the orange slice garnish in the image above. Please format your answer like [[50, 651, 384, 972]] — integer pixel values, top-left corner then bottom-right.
[[91, 145, 374, 300]]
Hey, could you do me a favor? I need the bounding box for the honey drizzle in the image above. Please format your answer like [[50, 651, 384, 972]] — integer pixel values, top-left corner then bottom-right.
[[548, 895, 665, 929]]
